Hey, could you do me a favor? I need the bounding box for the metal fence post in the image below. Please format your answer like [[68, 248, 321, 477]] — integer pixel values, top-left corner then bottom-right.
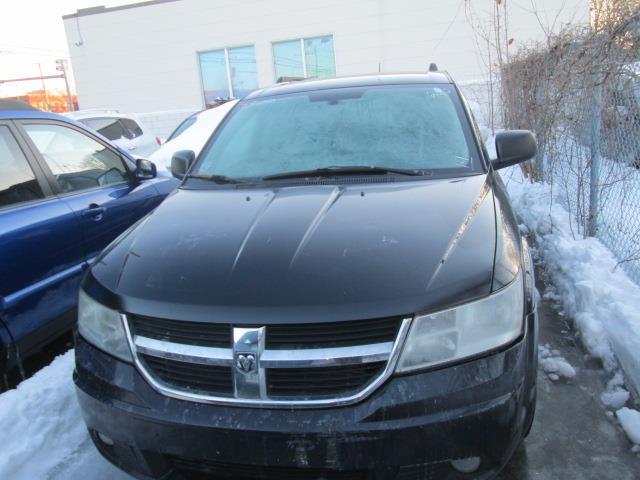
[[588, 82, 602, 237]]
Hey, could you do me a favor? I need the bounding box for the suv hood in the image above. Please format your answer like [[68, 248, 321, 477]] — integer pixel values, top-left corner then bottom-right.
[[89, 175, 497, 324]]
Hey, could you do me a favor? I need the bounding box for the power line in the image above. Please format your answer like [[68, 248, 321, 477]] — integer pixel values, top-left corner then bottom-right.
[[0, 50, 69, 59], [0, 43, 68, 54]]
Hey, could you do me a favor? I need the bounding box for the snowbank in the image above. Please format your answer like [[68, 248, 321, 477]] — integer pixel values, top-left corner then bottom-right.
[[616, 408, 640, 446], [0, 351, 85, 480], [500, 166, 640, 399]]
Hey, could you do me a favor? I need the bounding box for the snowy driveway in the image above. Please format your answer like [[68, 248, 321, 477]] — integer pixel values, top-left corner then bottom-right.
[[0, 269, 636, 480]]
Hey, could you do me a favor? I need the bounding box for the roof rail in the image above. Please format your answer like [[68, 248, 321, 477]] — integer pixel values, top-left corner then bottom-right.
[[0, 100, 36, 111]]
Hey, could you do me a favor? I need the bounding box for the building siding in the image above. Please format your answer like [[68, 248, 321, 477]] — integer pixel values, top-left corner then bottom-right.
[[63, 0, 589, 112]]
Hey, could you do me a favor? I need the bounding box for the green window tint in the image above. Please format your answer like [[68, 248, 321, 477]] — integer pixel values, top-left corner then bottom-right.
[[304, 36, 336, 78]]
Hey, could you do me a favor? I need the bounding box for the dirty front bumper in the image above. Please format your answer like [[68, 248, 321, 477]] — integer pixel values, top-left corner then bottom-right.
[[74, 311, 537, 480]]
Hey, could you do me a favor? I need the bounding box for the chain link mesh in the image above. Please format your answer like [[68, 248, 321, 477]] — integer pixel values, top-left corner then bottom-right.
[[499, 23, 640, 284]]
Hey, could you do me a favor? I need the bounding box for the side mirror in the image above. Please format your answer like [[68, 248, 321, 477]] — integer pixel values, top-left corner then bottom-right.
[[171, 150, 196, 180], [491, 130, 537, 170], [135, 158, 157, 180]]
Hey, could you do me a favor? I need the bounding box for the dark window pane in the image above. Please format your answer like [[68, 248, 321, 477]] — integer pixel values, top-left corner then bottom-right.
[[82, 117, 128, 141], [0, 126, 44, 207], [24, 124, 129, 194], [120, 118, 143, 138], [273, 40, 304, 81]]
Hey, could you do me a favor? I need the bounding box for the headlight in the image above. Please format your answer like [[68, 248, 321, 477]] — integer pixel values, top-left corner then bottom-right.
[[78, 290, 132, 362], [396, 272, 524, 373]]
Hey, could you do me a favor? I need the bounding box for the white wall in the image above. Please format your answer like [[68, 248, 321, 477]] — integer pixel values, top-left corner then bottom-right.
[[64, 0, 589, 113]]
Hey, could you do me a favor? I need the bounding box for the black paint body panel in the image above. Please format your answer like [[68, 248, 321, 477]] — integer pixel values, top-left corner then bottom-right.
[[75, 310, 536, 479], [84, 173, 511, 324]]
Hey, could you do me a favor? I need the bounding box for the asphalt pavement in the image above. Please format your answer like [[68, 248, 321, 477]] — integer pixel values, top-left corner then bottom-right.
[[497, 273, 640, 480]]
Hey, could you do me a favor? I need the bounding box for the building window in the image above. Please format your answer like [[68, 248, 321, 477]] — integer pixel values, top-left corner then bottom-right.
[[272, 35, 335, 82], [199, 46, 258, 106]]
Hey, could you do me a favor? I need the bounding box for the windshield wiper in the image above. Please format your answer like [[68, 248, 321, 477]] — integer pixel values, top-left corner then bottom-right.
[[261, 165, 429, 181], [186, 173, 247, 184]]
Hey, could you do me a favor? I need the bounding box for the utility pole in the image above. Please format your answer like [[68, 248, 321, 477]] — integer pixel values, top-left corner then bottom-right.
[[36, 63, 50, 111], [56, 59, 74, 112]]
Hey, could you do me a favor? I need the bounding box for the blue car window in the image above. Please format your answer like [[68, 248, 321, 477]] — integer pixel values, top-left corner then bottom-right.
[[0, 125, 44, 208], [23, 124, 129, 194]]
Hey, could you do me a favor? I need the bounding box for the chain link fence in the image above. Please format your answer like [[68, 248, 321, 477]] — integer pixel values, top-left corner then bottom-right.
[[500, 15, 640, 284]]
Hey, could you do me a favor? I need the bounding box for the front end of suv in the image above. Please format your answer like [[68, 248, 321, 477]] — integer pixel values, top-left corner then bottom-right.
[[74, 73, 538, 480]]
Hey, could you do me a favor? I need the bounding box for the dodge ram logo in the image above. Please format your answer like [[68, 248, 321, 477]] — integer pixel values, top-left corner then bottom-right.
[[235, 353, 256, 373]]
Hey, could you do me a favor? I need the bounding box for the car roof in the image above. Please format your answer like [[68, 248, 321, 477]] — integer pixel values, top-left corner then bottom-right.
[[0, 106, 135, 161], [65, 110, 137, 121], [0, 108, 77, 122], [245, 72, 454, 100]]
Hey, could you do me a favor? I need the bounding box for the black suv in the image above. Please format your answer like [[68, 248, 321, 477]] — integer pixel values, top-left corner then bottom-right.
[[75, 73, 538, 480]]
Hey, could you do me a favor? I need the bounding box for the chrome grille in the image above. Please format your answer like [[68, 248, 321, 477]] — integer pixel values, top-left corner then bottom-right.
[[123, 314, 411, 408]]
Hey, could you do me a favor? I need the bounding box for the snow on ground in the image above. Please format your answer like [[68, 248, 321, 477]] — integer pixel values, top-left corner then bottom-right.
[[616, 408, 640, 446], [0, 350, 131, 480], [538, 344, 577, 381], [0, 351, 85, 480], [602, 372, 632, 410], [497, 162, 640, 445]]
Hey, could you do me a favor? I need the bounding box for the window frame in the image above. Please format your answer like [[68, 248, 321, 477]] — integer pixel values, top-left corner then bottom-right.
[[271, 34, 336, 82], [0, 120, 53, 212], [14, 119, 136, 198], [197, 44, 257, 107]]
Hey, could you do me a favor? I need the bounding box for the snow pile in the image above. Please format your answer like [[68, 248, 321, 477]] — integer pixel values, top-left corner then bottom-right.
[[538, 344, 576, 381], [0, 351, 85, 480], [500, 166, 640, 400], [616, 408, 640, 447], [602, 372, 631, 410]]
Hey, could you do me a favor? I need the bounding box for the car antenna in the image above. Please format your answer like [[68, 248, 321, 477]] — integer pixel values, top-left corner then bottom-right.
[[429, 63, 438, 72]]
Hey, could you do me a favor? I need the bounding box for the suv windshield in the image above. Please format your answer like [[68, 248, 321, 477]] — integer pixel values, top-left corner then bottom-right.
[[192, 84, 480, 180]]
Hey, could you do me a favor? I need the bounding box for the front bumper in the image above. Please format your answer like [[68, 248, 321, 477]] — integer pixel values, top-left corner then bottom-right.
[[74, 311, 537, 480]]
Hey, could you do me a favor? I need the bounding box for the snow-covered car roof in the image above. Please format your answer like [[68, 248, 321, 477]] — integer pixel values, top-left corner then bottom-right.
[[150, 100, 239, 173]]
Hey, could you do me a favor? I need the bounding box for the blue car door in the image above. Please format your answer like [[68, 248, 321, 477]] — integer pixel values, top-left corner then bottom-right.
[[18, 120, 163, 263], [0, 121, 86, 364]]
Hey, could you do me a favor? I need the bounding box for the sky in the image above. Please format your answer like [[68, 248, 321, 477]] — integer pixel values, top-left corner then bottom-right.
[[0, 0, 129, 97]]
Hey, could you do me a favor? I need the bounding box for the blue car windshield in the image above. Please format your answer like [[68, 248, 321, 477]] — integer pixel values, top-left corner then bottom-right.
[[193, 84, 480, 179]]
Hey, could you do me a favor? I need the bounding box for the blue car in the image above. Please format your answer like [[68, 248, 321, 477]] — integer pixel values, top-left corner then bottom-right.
[[0, 100, 177, 378]]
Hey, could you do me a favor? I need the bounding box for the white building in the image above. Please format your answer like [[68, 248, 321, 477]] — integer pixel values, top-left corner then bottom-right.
[[63, 0, 590, 116]]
